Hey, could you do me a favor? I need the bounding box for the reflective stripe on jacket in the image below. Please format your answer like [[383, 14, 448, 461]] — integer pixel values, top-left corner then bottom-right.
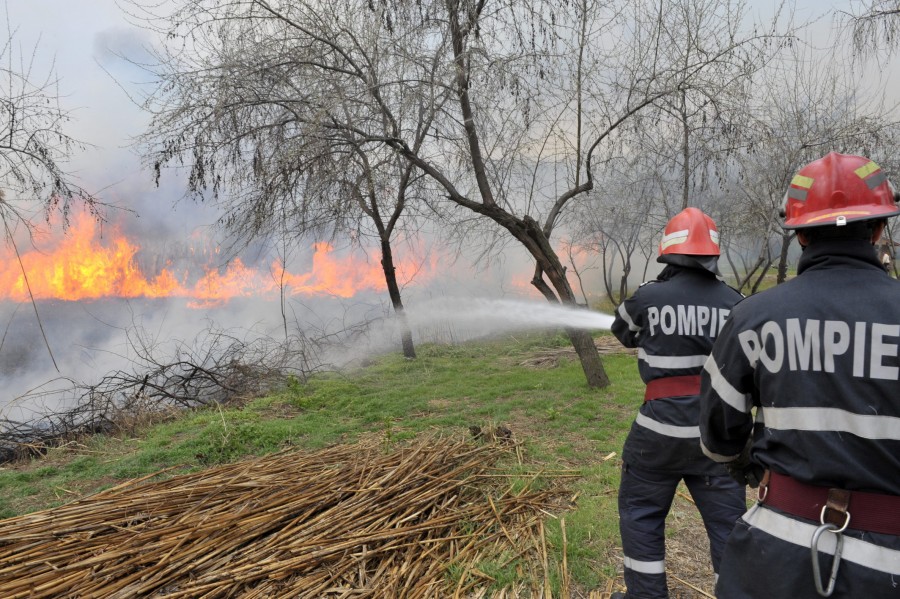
[[700, 238, 900, 495], [612, 265, 742, 473]]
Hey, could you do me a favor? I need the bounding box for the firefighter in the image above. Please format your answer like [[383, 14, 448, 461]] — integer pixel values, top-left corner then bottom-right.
[[699, 152, 900, 598], [610, 207, 747, 599]]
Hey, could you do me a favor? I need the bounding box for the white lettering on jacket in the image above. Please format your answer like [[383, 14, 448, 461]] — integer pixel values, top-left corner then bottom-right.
[[737, 319, 900, 380], [646, 305, 729, 337]]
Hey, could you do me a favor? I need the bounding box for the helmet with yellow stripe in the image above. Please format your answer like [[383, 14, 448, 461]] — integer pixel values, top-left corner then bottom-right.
[[658, 207, 721, 257], [782, 152, 900, 230]]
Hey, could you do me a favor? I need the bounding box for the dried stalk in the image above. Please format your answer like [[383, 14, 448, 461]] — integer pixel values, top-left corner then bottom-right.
[[0, 435, 572, 598]]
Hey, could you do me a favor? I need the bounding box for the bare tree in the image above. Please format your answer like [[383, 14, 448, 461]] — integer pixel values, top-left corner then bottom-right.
[[133, 0, 789, 387], [724, 39, 900, 289], [571, 157, 663, 306], [625, 0, 780, 213], [0, 14, 98, 227], [843, 0, 900, 56], [555, 0, 790, 312], [128, 1, 446, 359]]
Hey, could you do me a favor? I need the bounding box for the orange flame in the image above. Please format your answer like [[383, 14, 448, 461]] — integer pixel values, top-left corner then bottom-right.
[[279, 242, 387, 298], [0, 213, 430, 307]]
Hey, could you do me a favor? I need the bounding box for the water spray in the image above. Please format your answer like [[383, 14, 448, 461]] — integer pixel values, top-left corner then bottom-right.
[[403, 297, 615, 335]]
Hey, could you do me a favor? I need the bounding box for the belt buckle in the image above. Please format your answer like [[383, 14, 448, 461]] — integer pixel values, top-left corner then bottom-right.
[[756, 470, 771, 503], [820, 504, 850, 534]]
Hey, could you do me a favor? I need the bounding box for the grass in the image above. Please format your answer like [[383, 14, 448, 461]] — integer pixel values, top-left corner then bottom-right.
[[0, 331, 647, 594]]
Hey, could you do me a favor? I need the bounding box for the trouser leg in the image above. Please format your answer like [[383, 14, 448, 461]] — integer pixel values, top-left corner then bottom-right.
[[717, 506, 900, 598], [683, 472, 746, 573], [618, 462, 679, 599]]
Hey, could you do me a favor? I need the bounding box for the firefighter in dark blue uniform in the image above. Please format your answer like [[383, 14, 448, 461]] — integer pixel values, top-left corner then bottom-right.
[[699, 152, 900, 598], [611, 208, 747, 599]]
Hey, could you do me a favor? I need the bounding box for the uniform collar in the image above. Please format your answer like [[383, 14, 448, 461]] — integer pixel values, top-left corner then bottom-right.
[[657, 254, 721, 276], [656, 263, 719, 281], [797, 239, 885, 275]]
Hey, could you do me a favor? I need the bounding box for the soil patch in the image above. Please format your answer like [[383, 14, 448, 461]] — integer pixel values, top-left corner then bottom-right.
[[519, 337, 637, 369]]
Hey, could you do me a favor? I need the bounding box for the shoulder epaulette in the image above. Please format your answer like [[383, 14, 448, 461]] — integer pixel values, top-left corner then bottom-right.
[[637, 279, 660, 288]]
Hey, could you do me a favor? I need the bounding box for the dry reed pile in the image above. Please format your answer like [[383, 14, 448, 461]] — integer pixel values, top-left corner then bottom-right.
[[0, 435, 573, 598]]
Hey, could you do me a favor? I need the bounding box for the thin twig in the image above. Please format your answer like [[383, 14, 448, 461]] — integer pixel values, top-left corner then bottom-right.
[[669, 573, 715, 598]]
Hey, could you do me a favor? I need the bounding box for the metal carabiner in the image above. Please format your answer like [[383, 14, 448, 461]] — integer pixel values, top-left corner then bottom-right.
[[810, 523, 844, 597]]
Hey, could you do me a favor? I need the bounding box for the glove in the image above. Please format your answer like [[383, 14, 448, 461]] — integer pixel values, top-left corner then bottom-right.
[[724, 439, 764, 488], [725, 459, 764, 488]]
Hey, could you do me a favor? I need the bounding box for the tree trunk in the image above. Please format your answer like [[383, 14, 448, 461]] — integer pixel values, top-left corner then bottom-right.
[[680, 90, 690, 211], [750, 257, 775, 294], [566, 326, 610, 388], [619, 251, 631, 302], [775, 230, 794, 284], [380, 239, 416, 359], [735, 252, 765, 293], [520, 216, 610, 388], [444, 1, 607, 386], [531, 264, 560, 302], [883, 221, 897, 277]]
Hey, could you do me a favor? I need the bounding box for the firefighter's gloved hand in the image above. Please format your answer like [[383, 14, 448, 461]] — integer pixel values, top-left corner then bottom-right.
[[725, 460, 763, 488], [724, 440, 763, 488]]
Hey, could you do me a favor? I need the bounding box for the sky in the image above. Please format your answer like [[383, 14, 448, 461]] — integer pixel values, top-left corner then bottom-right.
[[2, 1, 226, 243], [6, 2, 143, 181], [0, 0, 874, 228], [1, 0, 890, 240]]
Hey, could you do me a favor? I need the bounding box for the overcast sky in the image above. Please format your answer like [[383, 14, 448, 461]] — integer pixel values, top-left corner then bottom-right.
[[3, 0, 223, 247], [0, 0, 892, 244], [5, 2, 134, 176]]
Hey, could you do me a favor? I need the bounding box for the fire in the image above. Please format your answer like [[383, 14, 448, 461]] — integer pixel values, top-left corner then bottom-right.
[[279, 243, 387, 298], [0, 213, 428, 307]]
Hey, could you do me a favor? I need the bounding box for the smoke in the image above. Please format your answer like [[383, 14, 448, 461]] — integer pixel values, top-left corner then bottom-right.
[[0, 2, 627, 431], [0, 288, 617, 423], [323, 295, 615, 367], [0, 296, 297, 421]]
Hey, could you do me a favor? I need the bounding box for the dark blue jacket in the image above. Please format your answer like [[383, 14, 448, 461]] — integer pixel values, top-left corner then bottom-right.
[[700, 239, 900, 495], [612, 265, 742, 473]]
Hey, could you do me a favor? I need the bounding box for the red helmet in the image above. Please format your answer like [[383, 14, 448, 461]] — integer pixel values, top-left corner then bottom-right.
[[658, 207, 720, 256], [782, 152, 900, 229]]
